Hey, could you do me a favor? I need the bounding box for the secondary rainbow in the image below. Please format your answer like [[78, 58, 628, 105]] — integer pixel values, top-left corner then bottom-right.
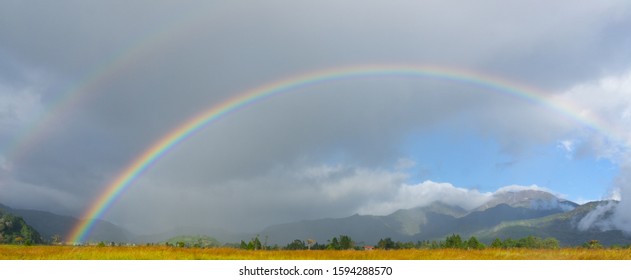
[[4, 6, 212, 166], [68, 64, 612, 243]]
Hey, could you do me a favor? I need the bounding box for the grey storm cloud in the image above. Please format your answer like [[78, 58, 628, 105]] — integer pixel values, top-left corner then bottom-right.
[[1, 0, 631, 233]]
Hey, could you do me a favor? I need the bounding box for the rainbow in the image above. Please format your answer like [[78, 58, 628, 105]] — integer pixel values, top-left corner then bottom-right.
[[3, 7, 211, 167], [67, 64, 612, 243]]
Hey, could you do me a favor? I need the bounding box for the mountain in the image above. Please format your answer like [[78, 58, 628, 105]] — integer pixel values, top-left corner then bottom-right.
[[0, 208, 44, 244], [456, 204, 563, 234], [474, 200, 631, 246], [260, 201, 564, 245], [258, 191, 630, 246], [3, 189, 630, 247], [261, 214, 409, 246], [0, 203, 240, 245], [0, 203, 133, 243], [135, 226, 248, 245], [261, 201, 471, 245], [388, 201, 467, 236], [474, 189, 578, 212]]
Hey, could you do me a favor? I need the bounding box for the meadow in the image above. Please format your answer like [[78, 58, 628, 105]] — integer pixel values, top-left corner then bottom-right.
[[1, 245, 631, 260]]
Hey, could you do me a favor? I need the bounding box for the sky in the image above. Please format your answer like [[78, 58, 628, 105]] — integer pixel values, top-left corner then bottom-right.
[[1, 1, 631, 235]]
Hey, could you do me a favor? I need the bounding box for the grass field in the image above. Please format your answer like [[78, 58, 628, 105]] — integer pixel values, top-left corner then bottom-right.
[[1, 245, 631, 260]]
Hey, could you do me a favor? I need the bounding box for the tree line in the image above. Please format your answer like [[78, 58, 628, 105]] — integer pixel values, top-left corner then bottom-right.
[[237, 234, 595, 250]]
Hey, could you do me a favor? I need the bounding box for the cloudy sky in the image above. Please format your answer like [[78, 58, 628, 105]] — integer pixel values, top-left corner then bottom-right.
[[1, 1, 631, 234]]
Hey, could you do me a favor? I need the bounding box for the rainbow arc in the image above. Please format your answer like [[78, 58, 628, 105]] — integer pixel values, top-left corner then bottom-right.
[[68, 64, 613, 243]]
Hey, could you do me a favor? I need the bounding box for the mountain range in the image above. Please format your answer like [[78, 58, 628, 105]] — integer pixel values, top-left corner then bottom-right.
[[2, 189, 630, 246], [0, 203, 133, 243], [258, 190, 628, 246]]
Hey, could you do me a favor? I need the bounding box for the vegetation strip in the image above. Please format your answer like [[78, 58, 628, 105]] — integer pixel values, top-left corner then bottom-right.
[[1, 245, 631, 260]]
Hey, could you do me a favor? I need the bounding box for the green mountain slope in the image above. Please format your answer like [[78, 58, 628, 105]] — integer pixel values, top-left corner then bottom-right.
[[258, 192, 631, 247], [259, 201, 485, 245], [0, 209, 44, 244], [474, 201, 631, 246]]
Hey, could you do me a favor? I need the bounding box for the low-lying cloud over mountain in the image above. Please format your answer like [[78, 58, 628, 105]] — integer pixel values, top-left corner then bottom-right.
[[5, 189, 629, 247], [259, 190, 630, 246]]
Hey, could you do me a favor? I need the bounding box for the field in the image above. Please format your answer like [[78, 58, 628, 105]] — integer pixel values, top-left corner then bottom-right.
[[1, 245, 631, 260]]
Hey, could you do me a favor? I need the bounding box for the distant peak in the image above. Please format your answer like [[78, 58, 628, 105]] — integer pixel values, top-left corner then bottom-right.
[[495, 185, 553, 194], [476, 189, 576, 212]]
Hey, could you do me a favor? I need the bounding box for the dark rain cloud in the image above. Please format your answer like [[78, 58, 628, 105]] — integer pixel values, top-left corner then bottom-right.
[[1, 0, 630, 233]]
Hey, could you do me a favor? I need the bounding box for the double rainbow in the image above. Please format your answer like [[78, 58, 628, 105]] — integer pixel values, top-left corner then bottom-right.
[[67, 64, 609, 243]]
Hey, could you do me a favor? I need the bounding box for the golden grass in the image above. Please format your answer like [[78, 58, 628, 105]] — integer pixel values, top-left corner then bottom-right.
[[1, 246, 631, 260]]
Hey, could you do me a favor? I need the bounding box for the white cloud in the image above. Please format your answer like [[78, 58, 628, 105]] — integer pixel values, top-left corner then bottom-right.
[[357, 181, 575, 217], [356, 180, 493, 215], [496, 184, 559, 196], [318, 169, 407, 201], [112, 163, 502, 232], [558, 140, 575, 156], [562, 69, 631, 233], [558, 70, 631, 160], [578, 201, 616, 231], [609, 160, 631, 233]]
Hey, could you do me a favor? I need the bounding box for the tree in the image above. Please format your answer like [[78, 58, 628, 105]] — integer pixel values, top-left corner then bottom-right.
[[396, 241, 415, 249], [516, 235, 538, 248], [327, 237, 340, 250], [20, 225, 33, 244], [377, 238, 396, 250], [466, 236, 485, 250], [583, 240, 602, 249], [306, 239, 316, 250], [416, 240, 431, 249], [490, 235, 560, 249], [503, 238, 517, 248], [248, 236, 262, 250], [51, 234, 62, 245], [444, 234, 463, 249], [311, 242, 327, 250], [490, 238, 503, 248], [194, 238, 204, 248], [542, 237, 560, 249], [285, 239, 306, 250], [339, 235, 354, 250]]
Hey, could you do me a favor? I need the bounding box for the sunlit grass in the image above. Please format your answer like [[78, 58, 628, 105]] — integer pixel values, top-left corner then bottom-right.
[[2, 245, 631, 260]]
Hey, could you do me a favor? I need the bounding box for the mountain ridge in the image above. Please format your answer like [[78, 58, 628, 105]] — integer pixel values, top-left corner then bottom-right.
[[0, 203, 133, 243], [2, 190, 629, 246], [257, 191, 628, 246]]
